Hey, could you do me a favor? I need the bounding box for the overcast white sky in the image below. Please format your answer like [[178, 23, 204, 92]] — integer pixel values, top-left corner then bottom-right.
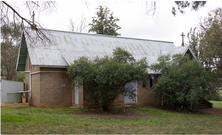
[[9, 1, 222, 46]]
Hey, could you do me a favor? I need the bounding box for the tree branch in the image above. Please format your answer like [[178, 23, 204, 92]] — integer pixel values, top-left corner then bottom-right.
[[2, 1, 34, 28], [1, 1, 55, 45]]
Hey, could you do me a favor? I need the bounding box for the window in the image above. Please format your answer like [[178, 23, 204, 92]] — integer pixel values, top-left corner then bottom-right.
[[124, 81, 137, 103], [150, 77, 153, 88]]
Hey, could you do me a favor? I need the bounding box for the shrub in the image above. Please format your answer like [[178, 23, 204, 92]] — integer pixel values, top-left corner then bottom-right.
[[67, 47, 148, 111], [15, 71, 25, 82], [150, 54, 215, 110]]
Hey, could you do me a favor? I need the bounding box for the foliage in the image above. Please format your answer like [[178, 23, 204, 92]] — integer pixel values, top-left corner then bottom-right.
[[150, 54, 215, 110], [187, 8, 222, 88], [1, 23, 22, 80], [88, 5, 121, 36], [67, 47, 148, 111], [187, 27, 199, 58], [15, 71, 25, 82], [172, 1, 207, 15], [207, 92, 222, 101], [1, 1, 56, 41], [198, 8, 222, 87]]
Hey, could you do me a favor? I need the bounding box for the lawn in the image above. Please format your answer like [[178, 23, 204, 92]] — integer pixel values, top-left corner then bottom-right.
[[209, 100, 222, 109], [1, 106, 222, 134], [209, 100, 222, 105]]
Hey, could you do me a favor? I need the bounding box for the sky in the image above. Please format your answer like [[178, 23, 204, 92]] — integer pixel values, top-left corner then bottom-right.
[[8, 1, 222, 47]]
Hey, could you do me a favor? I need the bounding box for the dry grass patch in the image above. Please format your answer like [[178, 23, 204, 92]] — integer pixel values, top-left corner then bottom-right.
[[1, 102, 29, 107]]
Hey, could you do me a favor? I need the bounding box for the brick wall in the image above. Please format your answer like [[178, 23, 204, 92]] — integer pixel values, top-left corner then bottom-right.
[[31, 73, 40, 107], [39, 68, 72, 107], [111, 76, 160, 108], [25, 51, 159, 108], [111, 94, 125, 108], [137, 80, 158, 106], [24, 53, 73, 107]]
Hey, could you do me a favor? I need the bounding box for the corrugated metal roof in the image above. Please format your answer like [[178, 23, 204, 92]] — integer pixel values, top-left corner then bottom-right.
[[168, 45, 188, 56], [21, 28, 193, 73]]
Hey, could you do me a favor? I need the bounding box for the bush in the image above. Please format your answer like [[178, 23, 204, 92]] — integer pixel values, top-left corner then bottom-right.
[[150, 54, 215, 111], [67, 47, 148, 111], [15, 71, 25, 82]]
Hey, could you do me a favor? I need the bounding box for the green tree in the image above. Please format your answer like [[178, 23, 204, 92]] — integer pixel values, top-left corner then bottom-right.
[[150, 54, 215, 111], [187, 27, 199, 58], [1, 23, 22, 80], [88, 5, 121, 36], [15, 71, 25, 82], [146, 1, 207, 16], [172, 1, 207, 15], [198, 8, 222, 87], [67, 47, 148, 111]]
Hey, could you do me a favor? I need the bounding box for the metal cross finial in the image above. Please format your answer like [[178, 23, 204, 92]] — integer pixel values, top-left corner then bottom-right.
[[31, 11, 37, 30], [32, 11, 35, 24], [181, 32, 185, 46]]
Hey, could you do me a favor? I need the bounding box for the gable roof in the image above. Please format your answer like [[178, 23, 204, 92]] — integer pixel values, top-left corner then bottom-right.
[[167, 45, 197, 60], [16, 28, 195, 74]]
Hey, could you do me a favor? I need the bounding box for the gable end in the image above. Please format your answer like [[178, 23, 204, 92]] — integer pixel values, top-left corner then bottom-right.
[[16, 33, 28, 71]]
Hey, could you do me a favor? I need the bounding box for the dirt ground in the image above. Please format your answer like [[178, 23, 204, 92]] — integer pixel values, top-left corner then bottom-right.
[[73, 108, 222, 119], [196, 108, 222, 115], [1, 102, 29, 107], [73, 109, 149, 118]]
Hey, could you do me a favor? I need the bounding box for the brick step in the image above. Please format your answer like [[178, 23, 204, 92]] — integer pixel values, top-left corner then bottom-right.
[[125, 103, 140, 108], [194, 100, 213, 109], [196, 105, 212, 108], [69, 104, 79, 108]]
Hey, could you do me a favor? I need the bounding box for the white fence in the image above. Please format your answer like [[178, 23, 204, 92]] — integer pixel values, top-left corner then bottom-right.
[[0, 80, 24, 103]]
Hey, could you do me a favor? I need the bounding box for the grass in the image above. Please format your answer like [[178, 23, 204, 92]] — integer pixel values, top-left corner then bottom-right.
[[209, 100, 222, 105], [209, 100, 222, 109], [1, 106, 222, 134]]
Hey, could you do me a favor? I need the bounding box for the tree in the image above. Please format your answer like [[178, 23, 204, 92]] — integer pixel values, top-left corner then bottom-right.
[[186, 8, 222, 88], [172, 1, 207, 15], [69, 15, 87, 32], [88, 5, 121, 36], [187, 27, 199, 58], [198, 8, 222, 87], [1, 23, 22, 80], [15, 71, 25, 82], [67, 47, 148, 111], [150, 54, 215, 111], [1, 1, 56, 42], [143, 1, 207, 16]]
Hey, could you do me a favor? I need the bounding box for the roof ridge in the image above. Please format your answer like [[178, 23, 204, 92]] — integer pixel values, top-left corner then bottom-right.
[[25, 27, 174, 44]]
